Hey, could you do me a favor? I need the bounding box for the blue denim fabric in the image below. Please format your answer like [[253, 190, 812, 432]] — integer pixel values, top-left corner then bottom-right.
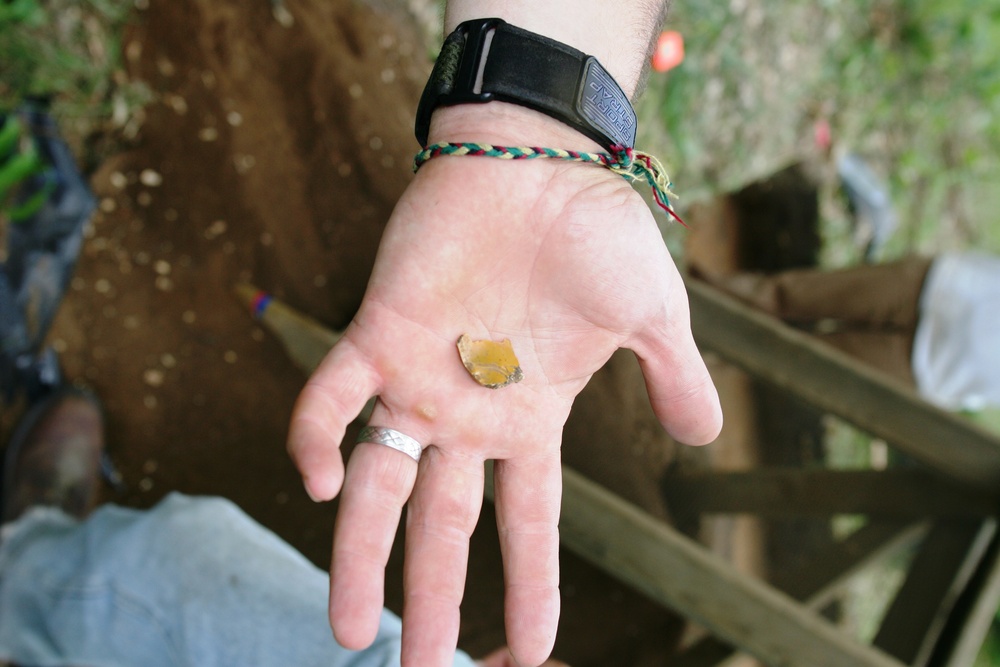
[[0, 493, 477, 667]]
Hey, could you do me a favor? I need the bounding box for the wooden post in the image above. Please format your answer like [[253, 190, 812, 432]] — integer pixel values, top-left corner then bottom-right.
[[873, 518, 997, 666], [663, 469, 995, 518], [486, 463, 907, 667], [930, 531, 1000, 666], [669, 521, 928, 667], [687, 279, 1000, 498]]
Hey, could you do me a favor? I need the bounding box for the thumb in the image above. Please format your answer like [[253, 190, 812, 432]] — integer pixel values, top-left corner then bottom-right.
[[629, 296, 722, 446]]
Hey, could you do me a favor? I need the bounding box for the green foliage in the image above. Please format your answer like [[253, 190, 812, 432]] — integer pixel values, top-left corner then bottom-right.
[[823, 0, 1000, 254], [638, 1, 832, 203], [0, 0, 145, 132], [639, 0, 1000, 255], [976, 615, 1000, 667]]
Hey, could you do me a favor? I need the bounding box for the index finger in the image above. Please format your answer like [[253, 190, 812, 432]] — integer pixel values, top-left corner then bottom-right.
[[287, 340, 381, 500]]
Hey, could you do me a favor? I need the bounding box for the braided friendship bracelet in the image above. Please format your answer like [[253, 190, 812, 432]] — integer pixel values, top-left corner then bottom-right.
[[413, 142, 684, 224]]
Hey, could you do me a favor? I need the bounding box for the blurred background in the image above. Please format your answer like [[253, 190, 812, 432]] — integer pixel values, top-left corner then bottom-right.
[[2, 0, 999, 664]]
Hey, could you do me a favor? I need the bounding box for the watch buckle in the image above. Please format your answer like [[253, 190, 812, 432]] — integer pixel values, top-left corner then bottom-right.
[[444, 17, 504, 104]]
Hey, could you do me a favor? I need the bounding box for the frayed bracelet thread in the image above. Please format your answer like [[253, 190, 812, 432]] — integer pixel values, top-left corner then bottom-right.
[[413, 142, 683, 224]]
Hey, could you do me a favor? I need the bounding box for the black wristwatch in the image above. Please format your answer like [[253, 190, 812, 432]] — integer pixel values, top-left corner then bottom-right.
[[415, 18, 637, 151]]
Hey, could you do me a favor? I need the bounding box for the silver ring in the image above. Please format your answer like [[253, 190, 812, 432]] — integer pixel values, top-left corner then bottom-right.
[[356, 425, 422, 463]]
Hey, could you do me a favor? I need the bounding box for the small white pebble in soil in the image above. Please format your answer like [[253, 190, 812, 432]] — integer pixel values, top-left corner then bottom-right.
[[205, 220, 227, 239], [156, 57, 175, 77], [143, 368, 165, 387], [166, 94, 188, 115], [234, 154, 256, 173], [139, 169, 163, 187]]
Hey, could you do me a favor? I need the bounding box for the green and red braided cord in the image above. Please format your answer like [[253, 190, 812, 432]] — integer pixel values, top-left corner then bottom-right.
[[413, 142, 683, 224]]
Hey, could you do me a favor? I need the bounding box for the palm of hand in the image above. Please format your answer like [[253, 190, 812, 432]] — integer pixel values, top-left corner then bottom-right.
[[289, 159, 720, 666]]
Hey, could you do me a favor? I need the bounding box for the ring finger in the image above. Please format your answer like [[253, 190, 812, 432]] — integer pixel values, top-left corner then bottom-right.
[[328, 407, 426, 648], [402, 445, 486, 665]]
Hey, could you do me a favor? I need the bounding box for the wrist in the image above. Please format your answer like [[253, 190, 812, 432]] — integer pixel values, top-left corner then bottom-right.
[[427, 104, 604, 154]]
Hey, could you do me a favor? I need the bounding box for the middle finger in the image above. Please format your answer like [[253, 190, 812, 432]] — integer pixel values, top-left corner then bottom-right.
[[401, 446, 486, 666]]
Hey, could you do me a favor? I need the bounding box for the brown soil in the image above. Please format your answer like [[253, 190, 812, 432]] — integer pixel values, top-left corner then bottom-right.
[[37, 1, 694, 663]]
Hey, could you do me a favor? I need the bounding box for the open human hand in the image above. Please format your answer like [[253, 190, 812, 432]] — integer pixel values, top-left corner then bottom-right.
[[288, 108, 722, 667]]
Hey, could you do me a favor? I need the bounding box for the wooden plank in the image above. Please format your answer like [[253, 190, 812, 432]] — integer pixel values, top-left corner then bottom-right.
[[930, 530, 1000, 667], [663, 469, 994, 518], [485, 463, 907, 667], [780, 520, 929, 607], [669, 521, 928, 667], [687, 279, 1000, 497], [874, 518, 996, 666]]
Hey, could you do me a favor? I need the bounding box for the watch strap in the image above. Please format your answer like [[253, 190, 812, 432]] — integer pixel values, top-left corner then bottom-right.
[[415, 19, 637, 151]]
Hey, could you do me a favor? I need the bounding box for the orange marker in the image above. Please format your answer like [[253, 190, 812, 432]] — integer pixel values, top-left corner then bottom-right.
[[652, 31, 685, 73]]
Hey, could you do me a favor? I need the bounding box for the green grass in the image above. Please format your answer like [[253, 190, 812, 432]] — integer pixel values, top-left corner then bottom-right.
[[0, 0, 146, 151], [978, 626, 1000, 667], [638, 0, 1000, 258]]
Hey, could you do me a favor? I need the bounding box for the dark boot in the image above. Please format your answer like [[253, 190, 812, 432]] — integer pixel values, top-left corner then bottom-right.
[[2, 388, 104, 523]]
